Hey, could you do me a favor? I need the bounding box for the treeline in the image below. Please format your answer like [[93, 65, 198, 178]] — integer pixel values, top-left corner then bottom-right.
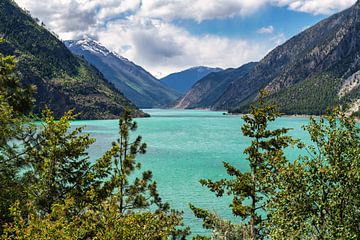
[[1, 45, 359, 239], [230, 72, 360, 116]]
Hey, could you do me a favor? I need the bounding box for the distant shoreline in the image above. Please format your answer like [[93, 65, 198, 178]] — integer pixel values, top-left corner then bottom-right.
[[225, 112, 360, 122], [225, 112, 317, 118]]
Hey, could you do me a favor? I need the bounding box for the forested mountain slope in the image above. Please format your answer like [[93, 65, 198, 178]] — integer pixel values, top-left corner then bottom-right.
[[65, 39, 181, 108], [0, 0, 144, 119], [193, 0, 360, 115]]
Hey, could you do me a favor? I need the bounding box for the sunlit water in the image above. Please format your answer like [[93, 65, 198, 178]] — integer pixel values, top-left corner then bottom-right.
[[71, 109, 311, 237]]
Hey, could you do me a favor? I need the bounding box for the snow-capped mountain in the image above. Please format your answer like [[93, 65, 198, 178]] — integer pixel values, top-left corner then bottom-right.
[[160, 66, 223, 94], [64, 38, 181, 108]]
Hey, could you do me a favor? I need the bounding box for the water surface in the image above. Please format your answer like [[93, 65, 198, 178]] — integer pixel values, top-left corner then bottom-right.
[[72, 109, 310, 236]]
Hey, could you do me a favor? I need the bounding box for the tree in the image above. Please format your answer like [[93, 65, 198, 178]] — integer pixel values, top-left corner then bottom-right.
[[2, 198, 186, 240], [97, 108, 189, 238], [268, 109, 360, 239], [0, 37, 34, 230], [191, 90, 296, 239], [21, 108, 96, 215], [2, 108, 189, 239]]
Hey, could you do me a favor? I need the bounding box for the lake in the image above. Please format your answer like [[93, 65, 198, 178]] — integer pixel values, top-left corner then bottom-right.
[[71, 109, 311, 236]]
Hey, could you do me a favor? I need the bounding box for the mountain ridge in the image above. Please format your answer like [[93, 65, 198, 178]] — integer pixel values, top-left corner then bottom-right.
[[65, 39, 181, 108], [182, 1, 360, 116], [176, 62, 257, 109], [0, 0, 144, 119], [160, 66, 223, 94]]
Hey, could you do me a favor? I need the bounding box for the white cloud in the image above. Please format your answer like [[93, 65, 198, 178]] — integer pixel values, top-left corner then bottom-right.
[[15, 0, 141, 39], [97, 19, 276, 77], [13, 0, 357, 76], [274, 0, 356, 15], [15, 0, 357, 37], [257, 25, 274, 34], [137, 0, 269, 22]]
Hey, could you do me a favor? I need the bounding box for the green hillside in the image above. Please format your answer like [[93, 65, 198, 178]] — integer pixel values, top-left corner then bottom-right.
[[0, 0, 144, 119]]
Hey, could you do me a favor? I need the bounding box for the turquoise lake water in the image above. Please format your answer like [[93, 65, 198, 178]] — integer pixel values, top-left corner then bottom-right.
[[71, 109, 311, 236]]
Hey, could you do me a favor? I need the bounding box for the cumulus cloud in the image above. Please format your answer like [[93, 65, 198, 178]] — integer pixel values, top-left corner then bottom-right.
[[13, 0, 357, 76], [257, 25, 274, 34], [16, 0, 141, 39], [15, 0, 357, 37], [274, 0, 356, 15], [97, 19, 276, 77], [137, 0, 269, 22]]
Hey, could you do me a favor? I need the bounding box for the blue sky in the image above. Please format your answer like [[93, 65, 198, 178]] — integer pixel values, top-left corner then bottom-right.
[[15, 0, 356, 77], [173, 6, 324, 40]]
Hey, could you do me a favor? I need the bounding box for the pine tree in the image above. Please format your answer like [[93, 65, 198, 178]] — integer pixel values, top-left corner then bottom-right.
[[191, 90, 297, 239], [21, 108, 96, 215], [2, 108, 189, 239], [0, 37, 34, 230], [98, 108, 168, 213]]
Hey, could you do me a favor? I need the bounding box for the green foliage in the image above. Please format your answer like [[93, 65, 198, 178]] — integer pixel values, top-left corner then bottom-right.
[[191, 90, 296, 239], [268, 109, 360, 239], [0, 46, 187, 238], [268, 73, 341, 115], [1, 106, 188, 239], [3, 198, 184, 240], [93, 108, 189, 238], [190, 205, 250, 240], [103, 108, 158, 213], [0, 38, 34, 230], [230, 73, 347, 116], [21, 109, 96, 214], [0, 44, 34, 115]]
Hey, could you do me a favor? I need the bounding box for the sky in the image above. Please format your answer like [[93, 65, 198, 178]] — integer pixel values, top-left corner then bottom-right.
[[15, 0, 357, 78]]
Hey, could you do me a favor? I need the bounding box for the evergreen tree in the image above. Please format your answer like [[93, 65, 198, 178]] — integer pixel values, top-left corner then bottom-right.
[[95, 108, 189, 238], [191, 90, 296, 239], [102, 108, 169, 213], [0, 38, 34, 230], [21, 109, 95, 215], [268, 109, 360, 239], [2, 107, 189, 239]]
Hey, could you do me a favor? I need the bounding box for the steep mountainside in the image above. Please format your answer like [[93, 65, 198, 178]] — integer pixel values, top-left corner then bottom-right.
[[209, 0, 360, 115], [65, 39, 181, 108], [160, 66, 222, 94], [176, 63, 257, 109], [0, 0, 144, 119]]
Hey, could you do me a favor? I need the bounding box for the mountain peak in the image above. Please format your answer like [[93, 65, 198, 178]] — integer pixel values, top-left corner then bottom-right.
[[65, 38, 111, 57], [65, 39, 180, 108], [65, 38, 131, 63], [160, 66, 223, 94]]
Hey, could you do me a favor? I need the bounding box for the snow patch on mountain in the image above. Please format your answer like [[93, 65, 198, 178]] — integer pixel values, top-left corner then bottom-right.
[[65, 38, 131, 64]]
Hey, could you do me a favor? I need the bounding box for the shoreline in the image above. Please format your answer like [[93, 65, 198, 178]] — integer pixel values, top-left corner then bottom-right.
[[143, 108, 360, 122], [225, 112, 360, 122]]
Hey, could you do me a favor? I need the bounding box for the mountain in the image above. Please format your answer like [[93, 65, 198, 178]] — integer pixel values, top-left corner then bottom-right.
[[160, 66, 223, 94], [189, 0, 360, 116], [0, 0, 144, 119], [64, 39, 181, 108], [176, 63, 257, 109]]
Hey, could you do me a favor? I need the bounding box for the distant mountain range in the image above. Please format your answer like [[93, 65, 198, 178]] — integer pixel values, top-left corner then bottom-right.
[[160, 66, 222, 94], [176, 63, 256, 109], [2, 0, 360, 117], [179, 0, 360, 116], [65, 39, 181, 108], [0, 0, 143, 119]]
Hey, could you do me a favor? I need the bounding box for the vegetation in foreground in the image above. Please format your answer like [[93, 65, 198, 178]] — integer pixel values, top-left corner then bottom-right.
[[191, 92, 360, 239], [0, 40, 359, 239], [0, 42, 189, 239]]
